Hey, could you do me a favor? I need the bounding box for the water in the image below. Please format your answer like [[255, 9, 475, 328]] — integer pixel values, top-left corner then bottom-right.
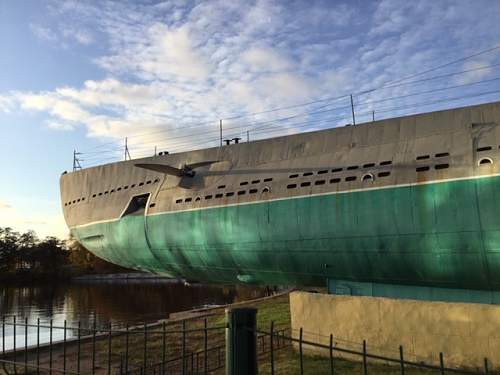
[[0, 279, 265, 351]]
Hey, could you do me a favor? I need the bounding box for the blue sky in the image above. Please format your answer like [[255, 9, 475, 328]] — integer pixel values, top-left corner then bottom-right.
[[1, 0, 500, 239]]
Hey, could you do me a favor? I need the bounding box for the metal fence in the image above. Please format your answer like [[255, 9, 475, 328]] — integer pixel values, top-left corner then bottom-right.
[[252, 322, 493, 375], [0, 312, 494, 375], [0, 314, 288, 375]]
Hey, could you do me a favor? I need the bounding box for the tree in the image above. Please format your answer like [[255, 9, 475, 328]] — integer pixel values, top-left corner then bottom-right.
[[0, 227, 20, 273]]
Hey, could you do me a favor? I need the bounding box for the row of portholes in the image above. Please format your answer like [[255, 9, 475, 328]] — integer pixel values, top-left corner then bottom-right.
[[65, 178, 160, 206], [217, 177, 274, 190], [286, 171, 391, 189], [288, 161, 393, 179], [175, 187, 271, 204]]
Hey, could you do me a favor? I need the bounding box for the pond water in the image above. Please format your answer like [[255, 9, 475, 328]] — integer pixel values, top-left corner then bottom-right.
[[0, 279, 266, 351]]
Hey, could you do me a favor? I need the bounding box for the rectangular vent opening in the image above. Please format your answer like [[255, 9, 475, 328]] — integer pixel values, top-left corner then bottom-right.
[[416, 166, 430, 172], [435, 164, 449, 170], [477, 146, 492, 152]]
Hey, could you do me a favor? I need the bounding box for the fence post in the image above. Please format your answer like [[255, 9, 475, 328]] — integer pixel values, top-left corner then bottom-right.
[[439, 352, 445, 375], [270, 321, 274, 375], [329, 334, 334, 375], [362, 340, 368, 375], [399, 345, 405, 375], [299, 327, 304, 375], [24, 317, 28, 374], [204, 318, 208, 375], [225, 308, 257, 375]]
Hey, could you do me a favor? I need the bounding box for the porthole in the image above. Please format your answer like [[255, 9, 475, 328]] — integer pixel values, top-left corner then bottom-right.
[[110, 189, 115, 193], [332, 168, 343, 173], [104, 191, 109, 194], [249, 189, 258, 194], [98, 193, 103, 196], [300, 181, 311, 187], [92, 194, 96, 198], [303, 172, 313, 176], [68, 202, 71, 205], [289, 174, 299, 179], [263, 178, 273, 182], [77, 199, 81, 202], [237, 191, 245, 196], [345, 176, 357, 182], [262, 187, 270, 193], [117, 188, 122, 191], [175, 199, 182, 204], [347, 166, 358, 170], [215, 193, 223, 198], [378, 171, 391, 177], [64, 203, 67, 206], [185, 198, 192, 202], [195, 197, 201, 201], [479, 158, 493, 166], [217, 185, 226, 189], [139, 182, 144, 186], [154, 179, 160, 183], [315, 180, 326, 185], [131, 184, 136, 188], [251, 180, 260, 184], [149, 203, 156, 208], [205, 195, 213, 200], [240, 181, 248, 186], [226, 192, 234, 197], [330, 178, 341, 184], [317, 170, 328, 175], [363, 163, 375, 168], [362, 173, 374, 182], [82, 198, 85, 201], [380, 160, 392, 166], [124, 186, 129, 189], [146, 180, 152, 184], [72, 200, 76, 203], [287, 184, 297, 189]]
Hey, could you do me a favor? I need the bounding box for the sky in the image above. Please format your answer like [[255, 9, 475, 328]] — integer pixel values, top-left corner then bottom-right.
[[0, 0, 500, 240]]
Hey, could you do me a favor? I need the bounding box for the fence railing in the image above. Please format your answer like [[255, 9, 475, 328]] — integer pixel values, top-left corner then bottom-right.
[[0, 310, 493, 375], [251, 323, 493, 375]]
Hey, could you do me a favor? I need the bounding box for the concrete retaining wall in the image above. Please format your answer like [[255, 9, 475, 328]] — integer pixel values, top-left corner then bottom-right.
[[290, 291, 500, 370]]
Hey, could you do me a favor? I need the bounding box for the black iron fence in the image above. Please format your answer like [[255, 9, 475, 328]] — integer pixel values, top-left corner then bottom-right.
[[0, 311, 494, 375], [0, 314, 289, 375], [252, 322, 494, 375]]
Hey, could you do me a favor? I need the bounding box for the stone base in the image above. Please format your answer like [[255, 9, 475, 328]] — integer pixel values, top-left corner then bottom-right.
[[290, 291, 500, 370]]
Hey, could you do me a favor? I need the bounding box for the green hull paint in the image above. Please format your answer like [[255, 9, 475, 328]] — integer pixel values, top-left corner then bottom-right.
[[74, 175, 500, 291]]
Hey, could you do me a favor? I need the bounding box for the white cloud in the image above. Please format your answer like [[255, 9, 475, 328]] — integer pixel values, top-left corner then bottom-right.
[[4, 0, 500, 159], [242, 47, 292, 73], [0, 199, 67, 239], [30, 23, 58, 42], [0, 200, 12, 210]]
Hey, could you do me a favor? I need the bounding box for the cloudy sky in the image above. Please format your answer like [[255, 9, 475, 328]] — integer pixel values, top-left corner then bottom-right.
[[1, 0, 500, 239]]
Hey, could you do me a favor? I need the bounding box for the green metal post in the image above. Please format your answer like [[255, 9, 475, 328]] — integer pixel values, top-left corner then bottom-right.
[[225, 308, 257, 375]]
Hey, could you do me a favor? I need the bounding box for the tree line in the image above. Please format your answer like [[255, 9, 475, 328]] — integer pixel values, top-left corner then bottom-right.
[[0, 227, 126, 281]]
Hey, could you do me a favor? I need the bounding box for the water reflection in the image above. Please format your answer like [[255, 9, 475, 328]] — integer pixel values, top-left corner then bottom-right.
[[0, 280, 265, 351]]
